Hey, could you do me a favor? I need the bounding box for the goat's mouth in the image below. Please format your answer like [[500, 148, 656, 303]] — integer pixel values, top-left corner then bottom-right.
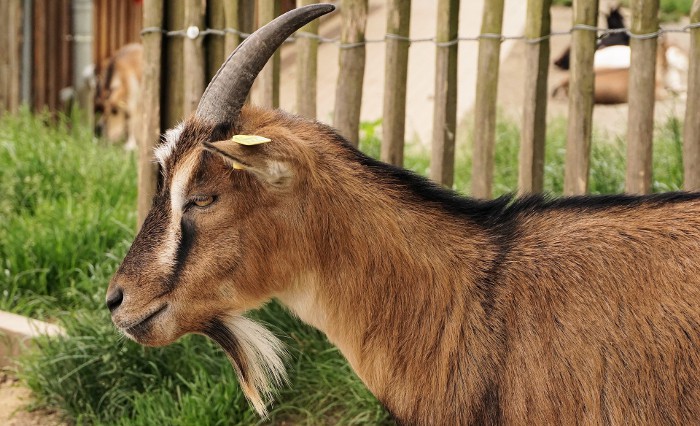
[[121, 304, 169, 338]]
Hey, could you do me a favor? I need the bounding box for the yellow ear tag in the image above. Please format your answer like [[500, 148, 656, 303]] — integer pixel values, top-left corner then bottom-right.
[[230, 160, 246, 170], [230, 134, 272, 146]]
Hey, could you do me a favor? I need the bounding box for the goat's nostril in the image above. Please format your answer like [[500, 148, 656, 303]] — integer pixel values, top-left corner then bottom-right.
[[106, 287, 124, 312]]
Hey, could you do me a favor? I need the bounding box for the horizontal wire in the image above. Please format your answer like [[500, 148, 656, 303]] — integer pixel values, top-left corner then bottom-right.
[[141, 22, 700, 47]]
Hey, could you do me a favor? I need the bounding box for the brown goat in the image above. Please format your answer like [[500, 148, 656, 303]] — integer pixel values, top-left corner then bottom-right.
[[107, 5, 700, 424], [552, 68, 633, 104], [552, 37, 686, 104], [95, 43, 143, 149]]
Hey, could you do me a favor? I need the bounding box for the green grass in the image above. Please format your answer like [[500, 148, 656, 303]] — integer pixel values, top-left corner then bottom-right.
[[0, 110, 137, 318], [6, 109, 685, 425], [19, 305, 389, 425]]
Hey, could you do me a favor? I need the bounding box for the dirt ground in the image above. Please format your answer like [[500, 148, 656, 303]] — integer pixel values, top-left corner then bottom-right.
[[0, 373, 64, 426]]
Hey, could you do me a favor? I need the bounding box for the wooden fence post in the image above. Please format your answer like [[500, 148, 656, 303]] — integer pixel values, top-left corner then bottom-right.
[[625, 0, 659, 194], [518, 0, 552, 194], [334, 0, 368, 147], [137, 0, 164, 229], [32, 0, 46, 110], [471, 0, 505, 198], [207, 0, 226, 81], [381, 0, 411, 167], [296, 0, 320, 119], [223, 0, 240, 54], [683, 0, 700, 190], [563, 0, 598, 195], [240, 0, 255, 36], [164, 1, 185, 128], [0, 0, 22, 113], [258, 2, 280, 109], [431, 0, 460, 187], [183, 0, 205, 116]]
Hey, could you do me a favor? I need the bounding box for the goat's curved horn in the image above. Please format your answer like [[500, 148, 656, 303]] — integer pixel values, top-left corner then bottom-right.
[[195, 3, 335, 124]]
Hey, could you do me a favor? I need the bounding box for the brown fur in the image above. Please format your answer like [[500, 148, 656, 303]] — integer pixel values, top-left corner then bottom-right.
[[110, 106, 700, 424], [95, 43, 143, 148]]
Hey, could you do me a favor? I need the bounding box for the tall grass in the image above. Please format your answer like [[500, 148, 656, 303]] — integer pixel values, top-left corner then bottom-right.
[[20, 305, 389, 425], [8, 110, 685, 425], [0, 110, 137, 317]]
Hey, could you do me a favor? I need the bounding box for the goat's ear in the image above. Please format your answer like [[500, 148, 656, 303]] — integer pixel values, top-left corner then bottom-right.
[[203, 139, 294, 189]]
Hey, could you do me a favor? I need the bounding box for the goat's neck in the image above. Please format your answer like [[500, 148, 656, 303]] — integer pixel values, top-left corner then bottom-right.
[[278, 190, 501, 412]]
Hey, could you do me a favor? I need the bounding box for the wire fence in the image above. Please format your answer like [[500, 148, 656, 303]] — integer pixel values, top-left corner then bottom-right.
[[141, 21, 700, 47]]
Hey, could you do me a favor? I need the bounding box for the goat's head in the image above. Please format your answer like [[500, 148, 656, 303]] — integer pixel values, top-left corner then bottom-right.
[[106, 4, 335, 414], [95, 61, 131, 143]]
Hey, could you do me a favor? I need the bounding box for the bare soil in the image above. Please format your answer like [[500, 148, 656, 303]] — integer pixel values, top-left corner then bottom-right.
[[0, 373, 65, 426]]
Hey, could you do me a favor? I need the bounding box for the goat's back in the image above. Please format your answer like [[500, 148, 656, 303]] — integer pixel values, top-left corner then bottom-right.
[[493, 195, 700, 424]]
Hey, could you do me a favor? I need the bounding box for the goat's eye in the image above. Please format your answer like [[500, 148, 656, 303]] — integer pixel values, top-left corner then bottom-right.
[[191, 195, 215, 208]]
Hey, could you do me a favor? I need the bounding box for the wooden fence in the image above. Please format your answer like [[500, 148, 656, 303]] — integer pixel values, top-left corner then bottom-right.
[[0, 0, 141, 113], [137, 0, 700, 223], [2, 1, 699, 224], [93, 0, 143, 72]]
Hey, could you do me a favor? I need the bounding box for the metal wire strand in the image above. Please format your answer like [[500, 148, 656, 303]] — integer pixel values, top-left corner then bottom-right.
[[141, 22, 700, 47]]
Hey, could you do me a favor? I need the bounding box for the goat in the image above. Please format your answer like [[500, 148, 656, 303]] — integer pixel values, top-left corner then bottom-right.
[[95, 43, 143, 151], [107, 4, 700, 424], [554, 6, 629, 70], [551, 36, 688, 104]]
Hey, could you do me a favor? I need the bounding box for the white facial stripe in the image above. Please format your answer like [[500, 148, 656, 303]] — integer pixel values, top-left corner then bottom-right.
[[154, 122, 184, 170], [157, 151, 198, 269]]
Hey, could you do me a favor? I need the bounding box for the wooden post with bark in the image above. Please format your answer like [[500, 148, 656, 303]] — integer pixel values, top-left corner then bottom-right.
[[334, 0, 368, 147], [0, 0, 22, 113], [206, 0, 226, 82], [381, 0, 411, 167], [430, 0, 460, 187], [625, 0, 659, 195], [296, 0, 320, 119], [137, 0, 164, 229], [518, 0, 552, 194], [183, 0, 205, 116], [223, 0, 242, 55], [258, 2, 280, 109], [471, 0, 505, 198], [163, 1, 184, 128], [684, 0, 700, 190], [563, 0, 599, 195]]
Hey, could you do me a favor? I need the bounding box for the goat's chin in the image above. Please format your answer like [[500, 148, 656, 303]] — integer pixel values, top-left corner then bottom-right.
[[116, 306, 181, 346], [124, 332, 173, 347], [202, 314, 288, 417]]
